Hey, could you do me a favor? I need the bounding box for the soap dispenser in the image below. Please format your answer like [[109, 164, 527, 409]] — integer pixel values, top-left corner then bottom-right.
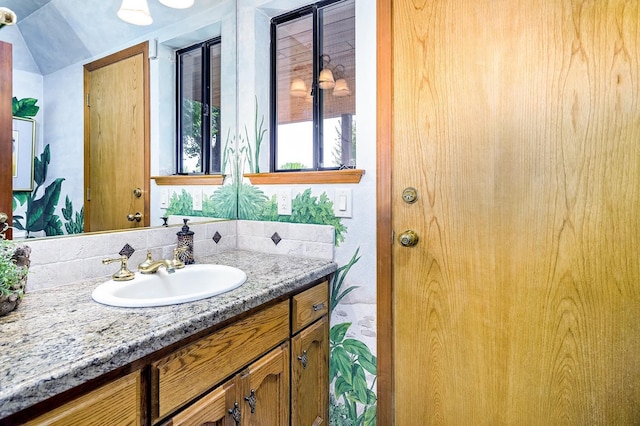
[[176, 218, 195, 265]]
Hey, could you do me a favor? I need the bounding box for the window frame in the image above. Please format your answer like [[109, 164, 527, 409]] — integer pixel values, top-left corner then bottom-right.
[[269, 0, 355, 173], [176, 36, 222, 175]]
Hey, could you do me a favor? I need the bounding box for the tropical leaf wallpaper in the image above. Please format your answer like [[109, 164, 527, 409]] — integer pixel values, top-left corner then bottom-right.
[[12, 98, 83, 238]]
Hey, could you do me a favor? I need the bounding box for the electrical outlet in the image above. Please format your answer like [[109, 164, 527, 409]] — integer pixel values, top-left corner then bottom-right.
[[277, 189, 292, 215], [192, 190, 203, 211]]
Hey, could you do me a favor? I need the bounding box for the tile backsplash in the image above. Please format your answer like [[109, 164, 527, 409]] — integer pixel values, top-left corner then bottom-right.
[[236, 220, 334, 260], [22, 220, 334, 291]]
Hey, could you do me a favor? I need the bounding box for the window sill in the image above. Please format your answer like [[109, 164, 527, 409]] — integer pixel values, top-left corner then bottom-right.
[[245, 169, 365, 185], [152, 175, 225, 186]]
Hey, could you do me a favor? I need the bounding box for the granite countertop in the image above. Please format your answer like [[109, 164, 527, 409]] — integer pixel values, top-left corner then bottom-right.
[[0, 250, 336, 419]]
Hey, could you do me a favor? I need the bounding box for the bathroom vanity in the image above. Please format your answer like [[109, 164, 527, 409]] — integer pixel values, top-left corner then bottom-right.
[[0, 250, 336, 425]]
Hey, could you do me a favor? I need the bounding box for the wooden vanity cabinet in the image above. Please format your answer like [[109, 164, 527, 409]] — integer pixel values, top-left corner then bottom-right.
[[151, 301, 290, 422], [167, 343, 290, 426], [159, 280, 329, 426]]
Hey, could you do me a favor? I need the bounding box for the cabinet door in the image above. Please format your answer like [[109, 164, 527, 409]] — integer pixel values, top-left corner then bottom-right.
[[25, 371, 143, 426], [291, 316, 328, 426], [240, 343, 290, 425], [168, 376, 239, 426]]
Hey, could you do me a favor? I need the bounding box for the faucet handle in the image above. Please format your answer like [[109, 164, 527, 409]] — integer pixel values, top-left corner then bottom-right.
[[102, 256, 135, 281], [137, 250, 155, 271], [171, 247, 187, 269]]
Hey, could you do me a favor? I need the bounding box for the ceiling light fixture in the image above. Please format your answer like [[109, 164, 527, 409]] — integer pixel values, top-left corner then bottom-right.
[[118, 0, 153, 26], [158, 0, 195, 9], [0, 7, 17, 29], [118, 0, 195, 26]]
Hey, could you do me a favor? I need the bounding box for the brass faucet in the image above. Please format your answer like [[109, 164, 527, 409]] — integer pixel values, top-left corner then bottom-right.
[[138, 250, 176, 274], [102, 256, 135, 281]]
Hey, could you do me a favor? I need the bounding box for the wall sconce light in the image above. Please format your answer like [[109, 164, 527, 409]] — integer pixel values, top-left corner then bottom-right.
[[331, 65, 351, 97], [290, 78, 308, 98], [318, 54, 335, 90], [289, 55, 351, 98], [118, 0, 194, 26]]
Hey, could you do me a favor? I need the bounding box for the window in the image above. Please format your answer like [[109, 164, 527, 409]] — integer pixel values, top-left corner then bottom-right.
[[177, 38, 222, 174], [271, 0, 355, 172]]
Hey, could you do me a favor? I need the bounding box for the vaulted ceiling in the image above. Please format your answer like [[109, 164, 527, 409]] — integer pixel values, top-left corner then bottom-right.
[[1, 0, 223, 75]]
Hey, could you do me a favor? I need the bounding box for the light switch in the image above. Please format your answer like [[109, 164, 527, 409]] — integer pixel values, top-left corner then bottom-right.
[[338, 194, 348, 211], [160, 189, 169, 208], [192, 190, 203, 211], [334, 188, 352, 218]]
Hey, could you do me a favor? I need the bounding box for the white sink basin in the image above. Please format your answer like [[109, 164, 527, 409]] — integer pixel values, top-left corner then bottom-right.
[[92, 264, 247, 307]]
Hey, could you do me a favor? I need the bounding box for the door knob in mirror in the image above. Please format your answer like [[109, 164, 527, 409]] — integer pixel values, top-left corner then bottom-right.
[[127, 212, 142, 222]]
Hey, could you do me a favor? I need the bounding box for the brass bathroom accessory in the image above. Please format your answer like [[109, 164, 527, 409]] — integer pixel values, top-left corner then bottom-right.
[[102, 256, 135, 281]]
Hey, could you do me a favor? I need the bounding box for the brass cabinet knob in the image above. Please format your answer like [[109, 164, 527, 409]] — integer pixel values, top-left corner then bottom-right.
[[399, 230, 419, 247]]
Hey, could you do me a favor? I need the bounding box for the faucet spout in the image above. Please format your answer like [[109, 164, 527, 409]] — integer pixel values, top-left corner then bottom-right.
[[140, 260, 175, 274], [138, 250, 176, 274]]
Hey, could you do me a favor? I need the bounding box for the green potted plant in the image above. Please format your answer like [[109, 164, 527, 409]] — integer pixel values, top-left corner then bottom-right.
[[0, 239, 30, 316]]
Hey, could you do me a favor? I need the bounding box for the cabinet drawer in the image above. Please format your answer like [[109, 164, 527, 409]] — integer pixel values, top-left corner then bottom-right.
[[25, 371, 142, 426], [292, 281, 329, 334], [152, 300, 289, 421]]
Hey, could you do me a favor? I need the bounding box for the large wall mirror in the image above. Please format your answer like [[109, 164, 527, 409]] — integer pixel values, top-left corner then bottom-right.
[[0, 0, 238, 239]]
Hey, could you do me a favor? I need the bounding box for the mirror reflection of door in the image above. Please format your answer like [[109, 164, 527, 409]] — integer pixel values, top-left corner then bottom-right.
[[84, 42, 150, 233], [1, 41, 13, 239]]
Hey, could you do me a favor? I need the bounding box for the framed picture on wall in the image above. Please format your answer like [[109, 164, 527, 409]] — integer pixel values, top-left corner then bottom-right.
[[12, 117, 35, 192]]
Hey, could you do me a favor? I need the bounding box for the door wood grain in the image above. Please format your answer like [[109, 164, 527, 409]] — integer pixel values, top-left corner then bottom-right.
[[84, 42, 150, 232], [381, 0, 640, 424]]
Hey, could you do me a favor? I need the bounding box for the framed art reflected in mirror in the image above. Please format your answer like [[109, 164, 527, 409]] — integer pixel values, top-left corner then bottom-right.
[[12, 117, 35, 192]]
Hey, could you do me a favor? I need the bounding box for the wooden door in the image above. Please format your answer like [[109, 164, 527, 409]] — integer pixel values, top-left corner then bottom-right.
[[84, 42, 149, 233], [240, 343, 289, 425], [291, 316, 329, 426], [378, 0, 640, 424], [0, 41, 12, 239]]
